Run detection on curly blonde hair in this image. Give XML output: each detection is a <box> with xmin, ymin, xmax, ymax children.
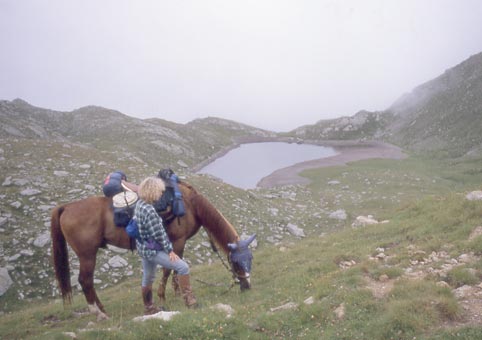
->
<box><xmin>138</xmin><ymin>177</ymin><xmax>165</xmax><ymax>204</ymax></box>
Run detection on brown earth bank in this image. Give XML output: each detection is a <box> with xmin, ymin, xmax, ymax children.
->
<box><xmin>257</xmin><ymin>140</ymin><xmax>406</xmax><ymax>188</ymax></box>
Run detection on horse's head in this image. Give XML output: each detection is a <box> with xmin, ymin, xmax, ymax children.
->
<box><xmin>227</xmin><ymin>234</ymin><xmax>256</xmax><ymax>291</ymax></box>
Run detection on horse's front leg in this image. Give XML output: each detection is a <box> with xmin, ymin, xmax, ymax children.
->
<box><xmin>171</xmin><ymin>272</ymin><xmax>181</xmax><ymax>296</ymax></box>
<box><xmin>78</xmin><ymin>256</ymin><xmax>109</xmax><ymax>321</ymax></box>
<box><xmin>157</xmin><ymin>268</ymin><xmax>172</xmax><ymax>308</ymax></box>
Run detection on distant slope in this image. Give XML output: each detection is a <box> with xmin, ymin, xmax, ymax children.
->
<box><xmin>385</xmin><ymin>52</ymin><xmax>482</xmax><ymax>156</ymax></box>
<box><xmin>0</xmin><ymin>99</ymin><xmax>275</xmax><ymax>168</ymax></box>
<box><xmin>290</xmin><ymin>110</ymin><xmax>391</xmax><ymax>141</ymax></box>
<box><xmin>290</xmin><ymin>52</ymin><xmax>482</xmax><ymax>157</ymax></box>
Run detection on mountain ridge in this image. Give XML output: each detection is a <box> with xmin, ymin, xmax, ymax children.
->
<box><xmin>2</xmin><ymin>51</ymin><xmax>482</xmax><ymax>157</ymax></box>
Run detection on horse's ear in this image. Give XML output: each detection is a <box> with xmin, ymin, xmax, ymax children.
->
<box><xmin>237</xmin><ymin>234</ymin><xmax>257</xmax><ymax>248</ymax></box>
<box><xmin>246</xmin><ymin>234</ymin><xmax>257</xmax><ymax>245</ymax></box>
<box><xmin>227</xmin><ymin>243</ymin><xmax>238</xmax><ymax>251</ymax></box>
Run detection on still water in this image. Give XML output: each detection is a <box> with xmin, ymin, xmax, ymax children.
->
<box><xmin>197</xmin><ymin>142</ymin><xmax>337</xmax><ymax>189</ymax></box>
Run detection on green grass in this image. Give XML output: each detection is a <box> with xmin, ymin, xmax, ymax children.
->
<box><xmin>3</xmin><ymin>154</ymin><xmax>482</xmax><ymax>339</ymax></box>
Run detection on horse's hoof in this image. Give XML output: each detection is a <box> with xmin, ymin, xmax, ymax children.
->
<box><xmin>96</xmin><ymin>312</ymin><xmax>109</xmax><ymax>321</ymax></box>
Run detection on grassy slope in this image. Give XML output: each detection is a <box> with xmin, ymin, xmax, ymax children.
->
<box><xmin>2</xmin><ymin>155</ymin><xmax>482</xmax><ymax>339</ymax></box>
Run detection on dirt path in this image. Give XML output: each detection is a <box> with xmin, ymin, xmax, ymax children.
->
<box><xmin>257</xmin><ymin>140</ymin><xmax>406</xmax><ymax>188</ymax></box>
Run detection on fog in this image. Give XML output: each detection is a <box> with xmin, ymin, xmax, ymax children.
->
<box><xmin>1</xmin><ymin>0</ymin><xmax>481</xmax><ymax>131</ymax></box>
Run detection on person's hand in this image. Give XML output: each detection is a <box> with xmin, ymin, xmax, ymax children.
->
<box><xmin>169</xmin><ymin>251</ymin><xmax>180</xmax><ymax>262</ymax></box>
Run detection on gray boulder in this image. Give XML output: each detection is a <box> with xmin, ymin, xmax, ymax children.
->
<box><xmin>0</xmin><ymin>268</ymin><xmax>13</xmax><ymax>296</ymax></box>
<box><xmin>33</xmin><ymin>233</ymin><xmax>51</xmax><ymax>248</ymax></box>
<box><xmin>286</xmin><ymin>223</ymin><xmax>305</xmax><ymax>237</ymax></box>
<box><xmin>466</xmin><ymin>191</ymin><xmax>482</xmax><ymax>201</ymax></box>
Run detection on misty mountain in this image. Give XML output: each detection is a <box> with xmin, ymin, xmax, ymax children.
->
<box><xmin>384</xmin><ymin>52</ymin><xmax>482</xmax><ymax>156</ymax></box>
<box><xmin>291</xmin><ymin>52</ymin><xmax>482</xmax><ymax>157</ymax></box>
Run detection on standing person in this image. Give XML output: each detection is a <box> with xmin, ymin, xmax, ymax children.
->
<box><xmin>135</xmin><ymin>177</ymin><xmax>197</xmax><ymax>314</ymax></box>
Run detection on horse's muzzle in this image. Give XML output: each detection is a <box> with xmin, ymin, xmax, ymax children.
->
<box><xmin>239</xmin><ymin>276</ymin><xmax>251</xmax><ymax>291</ymax></box>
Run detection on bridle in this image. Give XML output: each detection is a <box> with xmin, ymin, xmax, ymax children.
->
<box><xmin>215</xmin><ymin>245</ymin><xmax>250</xmax><ymax>283</ymax></box>
<box><xmin>209</xmin><ymin>232</ymin><xmax>252</xmax><ymax>281</ymax></box>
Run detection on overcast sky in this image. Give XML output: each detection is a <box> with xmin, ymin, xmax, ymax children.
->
<box><xmin>1</xmin><ymin>1</ymin><xmax>482</xmax><ymax>131</ymax></box>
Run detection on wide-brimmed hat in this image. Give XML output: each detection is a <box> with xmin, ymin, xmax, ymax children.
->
<box><xmin>112</xmin><ymin>190</ymin><xmax>138</xmax><ymax>208</ymax></box>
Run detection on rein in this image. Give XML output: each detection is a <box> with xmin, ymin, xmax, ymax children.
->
<box><xmin>211</xmin><ymin>236</ymin><xmax>240</xmax><ymax>285</ymax></box>
<box><xmin>194</xmin><ymin>234</ymin><xmax>239</xmax><ymax>291</ymax></box>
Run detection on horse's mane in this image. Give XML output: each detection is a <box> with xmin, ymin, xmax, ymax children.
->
<box><xmin>187</xmin><ymin>187</ymin><xmax>239</xmax><ymax>253</ymax></box>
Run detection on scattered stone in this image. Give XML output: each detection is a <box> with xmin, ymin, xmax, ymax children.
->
<box><xmin>270</xmin><ymin>302</ymin><xmax>299</xmax><ymax>312</ymax></box>
<box><xmin>20</xmin><ymin>249</ymin><xmax>34</xmax><ymax>256</ymax></box>
<box><xmin>453</xmin><ymin>285</ymin><xmax>474</xmax><ymax>299</ymax></box>
<box><xmin>304</xmin><ymin>296</ymin><xmax>314</xmax><ymax>305</ymax></box>
<box><xmin>108</xmin><ymin>255</ymin><xmax>128</xmax><ymax>268</ymax></box>
<box><xmin>379</xmin><ymin>274</ymin><xmax>389</xmax><ymax>282</ymax></box>
<box><xmin>33</xmin><ymin>233</ymin><xmax>51</xmax><ymax>248</ymax></box>
<box><xmin>328</xmin><ymin>180</ymin><xmax>341</xmax><ymax>185</ymax></box>
<box><xmin>469</xmin><ymin>226</ymin><xmax>482</xmax><ymax>241</ymax></box>
<box><xmin>352</xmin><ymin>215</ymin><xmax>379</xmax><ymax>228</ymax></box>
<box><xmin>458</xmin><ymin>253</ymin><xmax>475</xmax><ymax>264</ymax></box>
<box><xmin>329</xmin><ymin>209</ymin><xmax>347</xmax><ymax>220</ymax></box>
<box><xmin>339</xmin><ymin>260</ymin><xmax>356</xmax><ymax>269</ymax></box>
<box><xmin>436</xmin><ymin>281</ymin><xmax>450</xmax><ymax>289</ymax></box>
<box><xmin>20</xmin><ymin>188</ymin><xmax>41</xmax><ymax>196</ymax></box>
<box><xmin>13</xmin><ymin>178</ymin><xmax>29</xmax><ymax>186</ymax></box>
<box><xmin>79</xmin><ymin>164</ymin><xmax>91</xmax><ymax>169</ymax></box>
<box><xmin>10</xmin><ymin>201</ymin><xmax>22</xmax><ymax>209</ymax></box>
<box><xmin>286</xmin><ymin>223</ymin><xmax>305</xmax><ymax>237</ymax></box>
<box><xmin>54</xmin><ymin>171</ymin><xmax>69</xmax><ymax>177</ymax></box>
<box><xmin>107</xmin><ymin>245</ymin><xmax>128</xmax><ymax>254</ymax></box>
<box><xmin>177</xmin><ymin>160</ymin><xmax>188</xmax><ymax>168</ymax></box>
<box><xmin>0</xmin><ymin>268</ymin><xmax>13</xmax><ymax>296</ymax></box>
<box><xmin>334</xmin><ymin>303</ymin><xmax>345</xmax><ymax>320</ymax></box>
<box><xmin>0</xmin><ymin>217</ymin><xmax>7</xmax><ymax>227</ymax></box>
<box><xmin>466</xmin><ymin>191</ymin><xmax>482</xmax><ymax>201</ymax></box>
<box><xmin>62</xmin><ymin>332</ymin><xmax>77</xmax><ymax>339</ymax></box>
<box><xmin>376</xmin><ymin>253</ymin><xmax>387</xmax><ymax>260</ymax></box>
<box><xmin>133</xmin><ymin>311</ymin><xmax>180</xmax><ymax>322</ymax></box>
<box><xmin>38</xmin><ymin>205</ymin><xmax>54</xmax><ymax>212</ymax></box>
<box><xmin>8</xmin><ymin>254</ymin><xmax>21</xmax><ymax>261</ymax></box>
<box><xmin>212</xmin><ymin>303</ymin><xmax>235</xmax><ymax>318</ymax></box>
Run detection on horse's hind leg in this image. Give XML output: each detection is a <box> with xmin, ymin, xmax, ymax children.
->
<box><xmin>157</xmin><ymin>268</ymin><xmax>172</xmax><ymax>308</ymax></box>
<box><xmin>79</xmin><ymin>256</ymin><xmax>108</xmax><ymax>321</ymax></box>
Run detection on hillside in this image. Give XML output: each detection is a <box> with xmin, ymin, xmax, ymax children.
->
<box><xmin>290</xmin><ymin>52</ymin><xmax>482</xmax><ymax>157</ymax></box>
<box><xmin>0</xmin><ymin>99</ymin><xmax>275</xmax><ymax>169</ymax></box>
<box><xmin>2</xmin><ymin>154</ymin><xmax>482</xmax><ymax>339</ymax></box>
<box><xmin>385</xmin><ymin>52</ymin><xmax>482</xmax><ymax>157</ymax></box>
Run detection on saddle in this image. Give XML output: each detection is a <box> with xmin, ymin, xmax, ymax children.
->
<box><xmin>112</xmin><ymin>189</ymin><xmax>138</xmax><ymax>228</ymax></box>
<box><xmin>153</xmin><ymin>185</ymin><xmax>178</xmax><ymax>225</ymax></box>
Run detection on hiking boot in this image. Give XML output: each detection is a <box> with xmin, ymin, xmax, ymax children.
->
<box><xmin>178</xmin><ymin>274</ymin><xmax>198</xmax><ymax>308</ymax></box>
<box><xmin>142</xmin><ymin>285</ymin><xmax>161</xmax><ymax>315</ymax></box>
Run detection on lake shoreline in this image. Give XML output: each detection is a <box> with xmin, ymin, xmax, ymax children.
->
<box><xmin>257</xmin><ymin>140</ymin><xmax>406</xmax><ymax>188</ymax></box>
<box><xmin>192</xmin><ymin>138</ymin><xmax>406</xmax><ymax>188</ymax></box>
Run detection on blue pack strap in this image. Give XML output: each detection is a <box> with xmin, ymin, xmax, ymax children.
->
<box><xmin>170</xmin><ymin>174</ymin><xmax>185</xmax><ymax>217</ymax></box>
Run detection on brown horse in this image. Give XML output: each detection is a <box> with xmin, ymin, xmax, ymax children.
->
<box><xmin>50</xmin><ymin>181</ymin><xmax>256</xmax><ymax>320</ymax></box>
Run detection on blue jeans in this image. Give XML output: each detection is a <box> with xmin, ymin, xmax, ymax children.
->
<box><xmin>141</xmin><ymin>251</ymin><xmax>189</xmax><ymax>287</ymax></box>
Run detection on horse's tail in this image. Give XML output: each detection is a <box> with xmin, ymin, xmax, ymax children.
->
<box><xmin>50</xmin><ymin>205</ymin><xmax>72</xmax><ymax>305</ymax></box>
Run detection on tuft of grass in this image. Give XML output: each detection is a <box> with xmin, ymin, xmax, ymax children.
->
<box><xmin>467</xmin><ymin>235</ymin><xmax>482</xmax><ymax>255</ymax></box>
<box><xmin>446</xmin><ymin>266</ymin><xmax>479</xmax><ymax>288</ymax></box>
<box><xmin>371</xmin><ymin>280</ymin><xmax>460</xmax><ymax>339</ymax></box>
